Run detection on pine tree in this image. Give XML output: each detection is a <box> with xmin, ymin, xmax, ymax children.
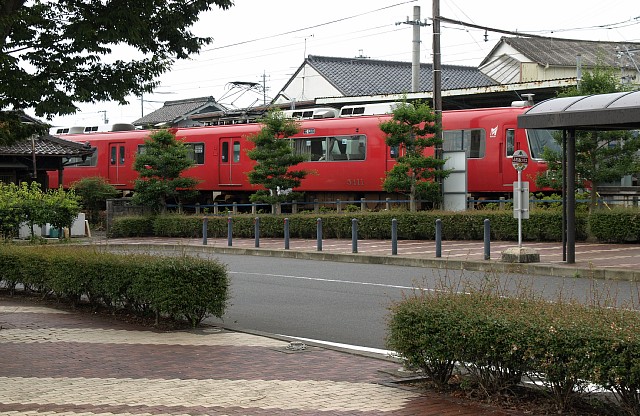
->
<box><xmin>246</xmin><ymin>109</ymin><xmax>308</xmax><ymax>214</ymax></box>
<box><xmin>379</xmin><ymin>101</ymin><xmax>449</xmax><ymax>211</ymax></box>
<box><xmin>132</xmin><ymin>130</ymin><xmax>200</xmax><ymax>212</ymax></box>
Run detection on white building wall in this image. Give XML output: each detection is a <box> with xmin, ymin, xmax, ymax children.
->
<box><xmin>274</xmin><ymin>65</ymin><xmax>342</xmax><ymax>105</ymax></box>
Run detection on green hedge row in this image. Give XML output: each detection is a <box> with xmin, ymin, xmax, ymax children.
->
<box><xmin>109</xmin><ymin>209</ymin><xmax>596</xmax><ymax>241</ymax></box>
<box><xmin>0</xmin><ymin>245</ymin><xmax>229</xmax><ymax>327</ymax></box>
<box><xmin>387</xmin><ymin>291</ymin><xmax>640</xmax><ymax>414</ymax></box>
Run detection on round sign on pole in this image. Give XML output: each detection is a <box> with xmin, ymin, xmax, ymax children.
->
<box><xmin>512</xmin><ymin>150</ymin><xmax>529</xmax><ymax>171</ymax></box>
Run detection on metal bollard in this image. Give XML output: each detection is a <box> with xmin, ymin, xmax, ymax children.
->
<box><xmin>484</xmin><ymin>218</ymin><xmax>491</xmax><ymax>260</ymax></box>
<box><xmin>284</xmin><ymin>217</ymin><xmax>290</xmax><ymax>250</ymax></box>
<box><xmin>435</xmin><ymin>219</ymin><xmax>442</xmax><ymax>258</ymax></box>
<box><xmin>317</xmin><ymin>218</ymin><xmax>323</xmax><ymax>251</ymax></box>
<box><xmin>202</xmin><ymin>216</ymin><xmax>208</xmax><ymax>245</ymax></box>
<box><xmin>254</xmin><ymin>217</ymin><xmax>260</xmax><ymax>248</ymax></box>
<box><xmin>391</xmin><ymin>218</ymin><xmax>398</xmax><ymax>255</ymax></box>
<box><xmin>227</xmin><ymin>216</ymin><xmax>233</xmax><ymax>247</ymax></box>
<box><xmin>351</xmin><ymin>218</ymin><xmax>358</xmax><ymax>253</ymax></box>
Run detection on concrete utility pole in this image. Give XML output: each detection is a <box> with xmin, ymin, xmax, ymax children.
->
<box><xmin>432</xmin><ymin>0</ymin><xmax>442</xmax><ymax>126</ymax></box>
<box><xmin>397</xmin><ymin>6</ymin><xmax>429</xmax><ymax>92</ymax></box>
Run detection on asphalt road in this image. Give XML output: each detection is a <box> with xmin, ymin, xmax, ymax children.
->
<box><xmin>202</xmin><ymin>253</ymin><xmax>640</xmax><ymax>350</ymax></box>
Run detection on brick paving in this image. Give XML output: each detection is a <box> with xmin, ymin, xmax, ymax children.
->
<box><xmin>0</xmin><ymin>299</ymin><xmax>522</xmax><ymax>415</ymax></box>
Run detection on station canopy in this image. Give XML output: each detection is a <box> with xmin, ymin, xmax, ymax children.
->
<box><xmin>518</xmin><ymin>90</ymin><xmax>640</xmax><ymax>131</ymax></box>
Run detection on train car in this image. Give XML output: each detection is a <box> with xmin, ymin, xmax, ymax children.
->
<box><xmin>48</xmin><ymin>104</ymin><xmax>559</xmax><ymax>203</ymax></box>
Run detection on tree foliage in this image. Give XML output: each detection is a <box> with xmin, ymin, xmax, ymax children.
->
<box><xmin>132</xmin><ymin>129</ymin><xmax>200</xmax><ymax>212</ymax></box>
<box><xmin>535</xmin><ymin>64</ymin><xmax>640</xmax><ymax>211</ymax></box>
<box><xmin>246</xmin><ymin>109</ymin><xmax>309</xmax><ymax>212</ymax></box>
<box><xmin>71</xmin><ymin>176</ymin><xmax>120</xmax><ymax>225</ymax></box>
<box><xmin>0</xmin><ymin>181</ymin><xmax>80</xmax><ymax>239</ymax></box>
<box><xmin>0</xmin><ymin>0</ymin><xmax>232</xmax><ymax>144</ymax></box>
<box><xmin>379</xmin><ymin>100</ymin><xmax>449</xmax><ymax>211</ymax></box>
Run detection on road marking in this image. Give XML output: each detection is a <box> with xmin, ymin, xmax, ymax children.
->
<box><xmin>229</xmin><ymin>271</ymin><xmax>429</xmax><ymax>291</ymax></box>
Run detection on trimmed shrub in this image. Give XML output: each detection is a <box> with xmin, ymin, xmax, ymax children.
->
<box><xmin>387</xmin><ymin>288</ymin><xmax>640</xmax><ymax>414</ymax></box>
<box><xmin>0</xmin><ymin>244</ymin><xmax>229</xmax><ymax>327</ymax></box>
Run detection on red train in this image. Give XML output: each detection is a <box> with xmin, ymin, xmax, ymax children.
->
<box><xmin>49</xmin><ymin>105</ymin><xmax>559</xmax><ymax>205</ymax></box>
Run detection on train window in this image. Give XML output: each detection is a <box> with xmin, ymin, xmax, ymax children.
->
<box><xmin>110</xmin><ymin>146</ymin><xmax>116</xmax><ymax>165</ymax></box>
<box><xmin>506</xmin><ymin>129</ymin><xmax>515</xmax><ymax>157</ymax></box>
<box><xmin>221</xmin><ymin>142</ymin><xmax>228</xmax><ymax>162</ymax></box>
<box><xmin>64</xmin><ymin>148</ymin><xmax>97</xmax><ymax>167</ymax></box>
<box><xmin>233</xmin><ymin>141</ymin><xmax>240</xmax><ymax>162</ymax></box>
<box><xmin>186</xmin><ymin>143</ymin><xmax>205</xmax><ymax>164</ymax></box>
<box><xmin>293</xmin><ymin>135</ymin><xmax>366</xmax><ymax>161</ymax></box>
<box><xmin>294</xmin><ymin>138</ymin><xmax>326</xmax><ymax>161</ymax></box>
<box><xmin>443</xmin><ymin>129</ymin><xmax>486</xmax><ymax>158</ymax></box>
<box><xmin>527</xmin><ymin>129</ymin><xmax>561</xmax><ymax>159</ymax></box>
<box><xmin>119</xmin><ymin>146</ymin><xmax>125</xmax><ymax>164</ymax></box>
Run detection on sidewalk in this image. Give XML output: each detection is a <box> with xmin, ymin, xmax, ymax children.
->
<box><xmin>0</xmin><ymin>297</ymin><xmax>523</xmax><ymax>415</ymax></box>
<box><xmin>95</xmin><ymin>235</ymin><xmax>640</xmax><ymax>281</ymax></box>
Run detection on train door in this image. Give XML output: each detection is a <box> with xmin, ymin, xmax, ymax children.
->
<box><xmin>218</xmin><ymin>137</ymin><xmax>242</xmax><ymax>185</ymax></box>
<box><xmin>108</xmin><ymin>142</ymin><xmax>126</xmax><ymax>185</ymax></box>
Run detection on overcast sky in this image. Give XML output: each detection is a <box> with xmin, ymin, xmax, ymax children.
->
<box><xmin>46</xmin><ymin>0</ymin><xmax>639</xmax><ymax>127</ymax></box>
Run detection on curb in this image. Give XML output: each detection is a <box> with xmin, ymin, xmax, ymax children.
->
<box><xmin>93</xmin><ymin>242</ymin><xmax>640</xmax><ymax>282</ymax></box>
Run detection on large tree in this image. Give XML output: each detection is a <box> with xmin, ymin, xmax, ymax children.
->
<box><xmin>379</xmin><ymin>100</ymin><xmax>448</xmax><ymax>212</ymax></box>
<box><xmin>0</xmin><ymin>0</ymin><xmax>232</xmax><ymax>144</ymax></box>
<box><xmin>246</xmin><ymin>109</ymin><xmax>308</xmax><ymax>214</ymax></box>
<box><xmin>535</xmin><ymin>64</ymin><xmax>640</xmax><ymax>211</ymax></box>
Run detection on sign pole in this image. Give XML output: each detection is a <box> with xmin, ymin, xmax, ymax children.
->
<box><xmin>502</xmin><ymin>149</ymin><xmax>539</xmax><ymax>264</ymax></box>
<box><xmin>518</xmin><ymin>169</ymin><xmax>523</xmax><ymax>248</ymax></box>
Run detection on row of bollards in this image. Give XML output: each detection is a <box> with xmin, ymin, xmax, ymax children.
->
<box><xmin>203</xmin><ymin>216</ymin><xmax>493</xmax><ymax>259</ymax></box>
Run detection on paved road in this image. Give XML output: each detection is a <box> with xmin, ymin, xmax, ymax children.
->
<box><xmin>97</xmin><ymin>235</ymin><xmax>640</xmax><ymax>281</ymax></box>
<box><xmin>206</xmin><ymin>253</ymin><xmax>640</xmax><ymax>350</ymax></box>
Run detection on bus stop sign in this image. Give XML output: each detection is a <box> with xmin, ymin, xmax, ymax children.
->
<box><xmin>512</xmin><ymin>150</ymin><xmax>529</xmax><ymax>171</ymax></box>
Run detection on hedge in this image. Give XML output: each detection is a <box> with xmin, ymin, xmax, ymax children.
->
<box><xmin>108</xmin><ymin>209</ymin><xmax>598</xmax><ymax>242</ymax></box>
<box><xmin>387</xmin><ymin>290</ymin><xmax>640</xmax><ymax>414</ymax></box>
<box><xmin>0</xmin><ymin>244</ymin><xmax>229</xmax><ymax>327</ymax></box>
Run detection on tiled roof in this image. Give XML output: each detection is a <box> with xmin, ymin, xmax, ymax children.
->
<box><xmin>482</xmin><ymin>36</ymin><xmax>640</xmax><ymax>68</ymax></box>
<box><xmin>305</xmin><ymin>55</ymin><xmax>498</xmax><ymax>96</ymax></box>
<box><xmin>133</xmin><ymin>96</ymin><xmax>226</xmax><ymax>126</ymax></box>
<box><xmin>0</xmin><ymin>135</ymin><xmax>93</xmax><ymax>157</ymax></box>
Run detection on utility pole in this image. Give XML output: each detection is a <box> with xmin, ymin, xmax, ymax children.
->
<box><xmin>397</xmin><ymin>6</ymin><xmax>429</xmax><ymax>92</ymax></box>
<box><xmin>432</xmin><ymin>0</ymin><xmax>444</xmax><ymax>206</ymax></box>
<box><xmin>432</xmin><ymin>0</ymin><xmax>442</xmax><ymax>128</ymax></box>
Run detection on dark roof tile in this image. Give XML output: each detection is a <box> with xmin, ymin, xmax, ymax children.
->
<box><xmin>133</xmin><ymin>96</ymin><xmax>227</xmax><ymax>126</ymax></box>
<box><xmin>0</xmin><ymin>135</ymin><xmax>93</xmax><ymax>157</ymax></box>
<box><xmin>306</xmin><ymin>55</ymin><xmax>497</xmax><ymax>96</ymax></box>
<box><xmin>487</xmin><ymin>37</ymin><xmax>640</xmax><ymax>68</ymax></box>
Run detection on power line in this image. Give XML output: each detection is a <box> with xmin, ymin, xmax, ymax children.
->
<box><xmin>202</xmin><ymin>0</ymin><xmax>417</xmax><ymax>52</ymax></box>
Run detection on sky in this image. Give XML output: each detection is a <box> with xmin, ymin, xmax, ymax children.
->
<box><xmin>45</xmin><ymin>0</ymin><xmax>640</xmax><ymax>128</ymax></box>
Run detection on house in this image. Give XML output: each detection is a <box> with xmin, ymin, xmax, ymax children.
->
<box><xmin>0</xmin><ymin>133</ymin><xmax>94</xmax><ymax>188</ymax></box>
<box><xmin>480</xmin><ymin>36</ymin><xmax>640</xmax><ymax>85</ymax></box>
<box><xmin>272</xmin><ymin>54</ymin><xmax>500</xmax><ymax>108</ymax></box>
<box><xmin>132</xmin><ymin>96</ymin><xmax>227</xmax><ymax>128</ymax></box>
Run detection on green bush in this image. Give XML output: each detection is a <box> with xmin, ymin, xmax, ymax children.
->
<box><xmin>589</xmin><ymin>208</ymin><xmax>640</xmax><ymax>243</ymax></box>
<box><xmin>107</xmin><ymin>215</ymin><xmax>155</xmax><ymax>237</ymax></box>
<box><xmin>0</xmin><ymin>244</ymin><xmax>229</xmax><ymax>327</ymax></box>
<box><xmin>387</xmin><ymin>288</ymin><xmax>640</xmax><ymax>414</ymax></box>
